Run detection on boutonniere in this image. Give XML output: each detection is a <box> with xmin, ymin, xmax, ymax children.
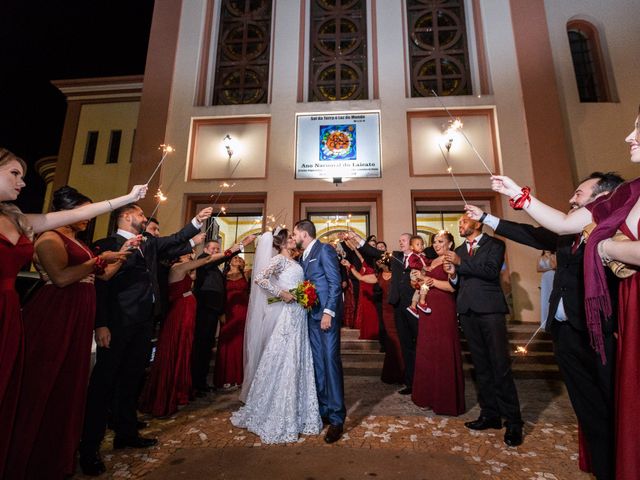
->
<box><xmin>472</xmin><ymin>245</ymin><xmax>480</xmax><ymax>254</ymax></box>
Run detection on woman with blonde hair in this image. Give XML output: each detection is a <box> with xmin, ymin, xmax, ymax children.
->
<box><xmin>0</xmin><ymin>148</ymin><xmax>147</xmax><ymax>476</ymax></box>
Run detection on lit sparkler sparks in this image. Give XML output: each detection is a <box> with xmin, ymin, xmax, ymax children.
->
<box><xmin>430</xmin><ymin>89</ymin><xmax>494</xmax><ymax>176</ymax></box>
<box><xmin>145</xmin><ymin>144</ymin><xmax>174</xmax><ymax>185</ymax></box>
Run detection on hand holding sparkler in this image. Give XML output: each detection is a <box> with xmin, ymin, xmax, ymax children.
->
<box><xmin>464</xmin><ymin>204</ymin><xmax>485</xmax><ymax>221</ymax></box>
<box><xmin>196</xmin><ymin>207</ymin><xmax>214</xmax><ymax>223</ymax></box>
<box><xmin>490</xmin><ymin>175</ymin><xmax>523</xmax><ymax>198</ymax></box>
<box><xmin>128</xmin><ymin>185</ymin><xmax>149</xmax><ymax>202</ymax></box>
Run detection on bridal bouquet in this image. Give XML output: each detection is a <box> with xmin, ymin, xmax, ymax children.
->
<box><xmin>268</xmin><ymin>280</ymin><xmax>319</xmax><ymax>310</ymax></box>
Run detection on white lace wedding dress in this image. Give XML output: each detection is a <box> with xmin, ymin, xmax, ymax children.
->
<box><xmin>231</xmin><ymin>254</ymin><xmax>322</xmax><ymax>444</ymax></box>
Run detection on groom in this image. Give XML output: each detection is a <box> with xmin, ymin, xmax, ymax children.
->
<box><xmin>293</xmin><ymin>219</ymin><xmax>346</xmax><ymax>443</ymax></box>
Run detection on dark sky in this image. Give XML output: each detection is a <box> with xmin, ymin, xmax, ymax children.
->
<box><xmin>0</xmin><ymin>0</ymin><xmax>155</xmax><ymax>212</ymax></box>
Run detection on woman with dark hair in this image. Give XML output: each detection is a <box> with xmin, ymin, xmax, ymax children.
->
<box><xmin>376</xmin><ymin>248</ymin><xmax>405</xmax><ymax>385</ymax></box>
<box><xmin>140</xmin><ymin>244</ymin><xmax>241</xmax><ymax>417</ymax></box>
<box><xmin>214</xmin><ymin>255</ymin><xmax>250</xmax><ymax>389</ymax></box>
<box><xmin>412</xmin><ymin>230</ymin><xmax>465</xmax><ymax>416</ymax></box>
<box><xmin>232</xmin><ymin>228</ymin><xmax>322</xmax><ymax>443</ymax></box>
<box><xmin>5</xmin><ymin>186</ymin><xmax>137</xmax><ymax>479</ymax></box>
<box><xmin>0</xmin><ymin>149</ymin><xmax>146</xmax><ymax>477</ymax></box>
<box><xmin>366</xmin><ymin>234</ymin><xmax>377</xmax><ymax>247</ymax></box>
<box><xmin>341</xmin><ymin>237</ymin><xmax>379</xmax><ymax>340</ymax></box>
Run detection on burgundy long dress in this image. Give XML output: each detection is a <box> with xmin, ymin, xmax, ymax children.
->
<box><xmin>0</xmin><ymin>232</ymin><xmax>33</xmax><ymax>477</ymax></box>
<box><xmin>140</xmin><ymin>274</ymin><xmax>196</xmax><ymax>417</ymax></box>
<box><xmin>613</xmin><ymin>220</ymin><xmax>640</xmax><ymax>479</ymax></box>
<box><xmin>342</xmin><ymin>273</ymin><xmax>356</xmax><ymax>329</ymax></box>
<box><xmin>412</xmin><ymin>262</ymin><xmax>465</xmax><ymax>416</ymax></box>
<box><xmin>214</xmin><ymin>276</ymin><xmax>249</xmax><ymax>388</ymax></box>
<box><xmin>6</xmin><ymin>231</ymin><xmax>96</xmax><ymax>479</ymax></box>
<box><xmin>378</xmin><ymin>273</ymin><xmax>404</xmax><ymax>384</ymax></box>
<box><xmin>356</xmin><ymin>264</ymin><xmax>379</xmax><ymax>340</ymax></box>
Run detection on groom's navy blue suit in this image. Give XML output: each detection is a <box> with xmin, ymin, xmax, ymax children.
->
<box><xmin>301</xmin><ymin>239</ymin><xmax>346</xmax><ymax>426</ymax></box>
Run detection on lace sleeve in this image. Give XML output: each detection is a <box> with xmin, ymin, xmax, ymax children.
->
<box><xmin>254</xmin><ymin>255</ymin><xmax>287</xmax><ymax>297</ymax></box>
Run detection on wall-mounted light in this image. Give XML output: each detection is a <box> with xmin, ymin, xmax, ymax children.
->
<box><xmin>223</xmin><ymin>134</ymin><xmax>234</xmax><ymax>160</ymax></box>
<box><xmin>333</xmin><ymin>177</ymin><xmax>342</xmax><ymax>186</ymax></box>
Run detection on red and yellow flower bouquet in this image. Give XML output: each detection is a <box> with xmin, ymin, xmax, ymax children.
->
<box><xmin>268</xmin><ymin>280</ymin><xmax>319</xmax><ymax>310</ymax></box>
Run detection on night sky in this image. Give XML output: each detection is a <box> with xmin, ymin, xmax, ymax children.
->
<box><xmin>0</xmin><ymin>0</ymin><xmax>155</xmax><ymax>212</ymax></box>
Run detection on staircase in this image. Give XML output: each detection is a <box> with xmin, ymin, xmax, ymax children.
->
<box><xmin>341</xmin><ymin>323</ymin><xmax>561</xmax><ymax>380</ymax></box>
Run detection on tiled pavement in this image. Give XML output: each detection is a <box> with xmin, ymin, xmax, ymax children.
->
<box><xmin>74</xmin><ymin>377</ymin><xmax>592</xmax><ymax>479</ymax></box>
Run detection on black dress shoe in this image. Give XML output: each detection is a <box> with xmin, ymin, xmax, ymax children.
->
<box><xmin>464</xmin><ymin>416</ymin><xmax>503</xmax><ymax>431</ymax></box>
<box><xmin>398</xmin><ymin>387</ymin><xmax>412</xmax><ymax>395</ymax></box>
<box><xmin>113</xmin><ymin>435</ymin><xmax>158</xmax><ymax>450</ymax></box>
<box><xmin>321</xmin><ymin>416</ymin><xmax>330</xmax><ymax>426</ymax></box>
<box><xmin>504</xmin><ymin>424</ymin><xmax>523</xmax><ymax>447</ymax></box>
<box><xmin>137</xmin><ymin>420</ymin><xmax>149</xmax><ymax>430</ymax></box>
<box><xmin>324</xmin><ymin>424</ymin><xmax>343</xmax><ymax>444</ymax></box>
<box><xmin>79</xmin><ymin>451</ymin><xmax>106</xmax><ymax>476</ymax></box>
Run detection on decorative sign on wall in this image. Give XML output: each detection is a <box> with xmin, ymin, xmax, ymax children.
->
<box><xmin>295</xmin><ymin>111</ymin><xmax>381</xmax><ymax>179</ymax></box>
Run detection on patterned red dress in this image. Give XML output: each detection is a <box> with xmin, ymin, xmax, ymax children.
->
<box><xmin>7</xmin><ymin>231</ymin><xmax>96</xmax><ymax>479</ymax></box>
<box><xmin>356</xmin><ymin>263</ymin><xmax>379</xmax><ymax>340</ymax></box>
<box><xmin>412</xmin><ymin>261</ymin><xmax>465</xmax><ymax>416</ymax></box>
<box><xmin>0</xmin><ymin>232</ymin><xmax>33</xmax><ymax>477</ymax></box>
<box><xmin>214</xmin><ymin>276</ymin><xmax>249</xmax><ymax>388</ymax></box>
<box><xmin>140</xmin><ymin>274</ymin><xmax>196</xmax><ymax>417</ymax></box>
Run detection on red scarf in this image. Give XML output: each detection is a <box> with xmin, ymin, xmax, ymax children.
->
<box><xmin>585</xmin><ymin>178</ymin><xmax>640</xmax><ymax>363</ymax></box>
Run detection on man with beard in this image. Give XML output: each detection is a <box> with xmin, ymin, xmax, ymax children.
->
<box><xmin>443</xmin><ymin>215</ymin><xmax>523</xmax><ymax>446</ymax></box>
<box><xmin>79</xmin><ymin>204</ymin><xmax>212</xmax><ymax>476</ymax></box>
<box><xmin>465</xmin><ymin>171</ymin><xmax>623</xmax><ymax>479</ymax></box>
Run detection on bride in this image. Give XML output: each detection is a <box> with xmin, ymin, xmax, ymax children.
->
<box><xmin>231</xmin><ymin>228</ymin><xmax>322</xmax><ymax>444</ymax></box>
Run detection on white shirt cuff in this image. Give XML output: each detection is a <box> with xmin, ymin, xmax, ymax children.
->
<box><xmin>189</xmin><ymin>239</ymin><xmax>195</xmax><ymax>247</ymax></box>
<box><xmin>449</xmin><ymin>274</ymin><xmax>458</xmax><ymax>285</ymax></box>
<box><xmin>191</xmin><ymin>217</ymin><xmax>203</xmax><ymax>229</ymax></box>
<box><xmin>483</xmin><ymin>214</ymin><xmax>500</xmax><ymax>230</ymax></box>
<box><xmin>323</xmin><ymin>308</ymin><xmax>335</xmax><ymax>318</ymax></box>
<box><xmin>358</xmin><ymin>239</ymin><xmax>365</xmax><ymax>248</ymax></box>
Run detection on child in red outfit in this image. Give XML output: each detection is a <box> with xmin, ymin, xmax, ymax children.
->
<box><xmin>406</xmin><ymin>235</ymin><xmax>431</xmax><ymax>318</ymax></box>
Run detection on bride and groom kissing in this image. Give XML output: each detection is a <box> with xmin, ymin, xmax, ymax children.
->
<box><xmin>232</xmin><ymin>219</ymin><xmax>346</xmax><ymax>444</ymax></box>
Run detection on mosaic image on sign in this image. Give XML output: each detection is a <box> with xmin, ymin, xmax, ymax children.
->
<box><xmin>319</xmin><ymin>124</ymin><xmax>356</xmax><ymax>161</ymax></box>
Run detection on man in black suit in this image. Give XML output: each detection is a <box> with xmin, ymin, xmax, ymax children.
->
<box><xmin>191</xmin><ymin>235</ymin><xmax>255</xmax><ymax>395</ymax></box>
<box><xmin>347</xmin><ymin>232</ymin><xmax>435</xmax><ymax>395</ymax></box>
<box><xmin>466</xmin><ymin>171</ymin><xmax>623</xmax><ymax>479</ymax></box>
<box><xmin>79</xmin><ymin>204</ymin><xmax>212</xmax><ymax>476</ymax></box>
<box><xmin>444</xmin><ymin>216</ymin><xmax>523</xmax><ymax>447</ymax></box>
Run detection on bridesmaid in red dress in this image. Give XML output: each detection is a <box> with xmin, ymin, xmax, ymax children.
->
<box><xmin>0</xmin><ymin>149</ymin><xmax>147</xmax><ymax>477</ymax></box>
<box><xmin>377</xmin><ymin>259</ymin><xmax>404</xmax><ymax>384</ymax></box>
<box><xmin>341</xmin><ymin>244</ymin><xmax>379</xmax><ymax>340</ymax></box>
<box><xmin>6</xmin><ymin>187</ymin><xmax>133</xmax><ymax>479</ymax></box>
<box><xmin>412</xmin><ymin>231</ymin><xmax>465</xmax><ymax>416</ymax></box>
<box><xmin>141</xmin><ymin>250</ymin><xmax>224</xmax><ymax>417</ymax></box>
<box><xmin>214</xmin><ymin>256</ymin><xmax>250</xmax><ymax>389</ymax></box>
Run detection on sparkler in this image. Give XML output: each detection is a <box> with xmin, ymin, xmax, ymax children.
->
<box><xmin>437</xmin><ymin>141</ymin><xmax>468</xmax><ymax>205</ymax></box>
<box><xmin>430</xmin><ymin>89</ymin><xmax>494</xmax><ymax>176</ymax></box>
<box><xmin>145</xmin><ymin>144</ymin><xmax>174</xmax><ymax>185</ymax></box>
<box><xmin>148</xmin><ymin>188</ymin><xmax>168</xmax><ymax>218</ymax></box>
<box><xmin>513</xmin><ymin>326</ymin><xmax>543</xmax><ymax>357</ymax></box>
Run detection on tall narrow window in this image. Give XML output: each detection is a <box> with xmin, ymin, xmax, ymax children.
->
<box><xmin>83</xmin><ymin>131</ymin><xmax>99</xmax><ymax>165</ymax></box>
<box><xmin>406</xmin><ymin>0</ymin><xmax>471</xmax><ymax>97</ymax></box>
<box><xmin>567</xmin><ymin>21</ymin><xmax>609</xmax><ymax>102</ymax></box>
<box><xmin>107</xmin><ymin>130</ymin><xmax>122</xmax><ymax>164</ymax></box>
<box><xmin>309</xmin><ymin>0</ymin><xmax>368</xmax><ymax>102</ymax></box>
<box><xmin>212</xmin><ymin>0</ymin><xmax>273</xmax><ymax>105</ymax></box>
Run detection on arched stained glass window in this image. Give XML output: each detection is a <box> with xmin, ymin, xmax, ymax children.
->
<box><xmin>406</xmin><ymin>0</ymin><xmax>471</xmax><ymax>97</ymax></box>
<box><xmin>309</xmin><ymin>0</ymin><xmax>368</xmax><ymax>102</ymax></box>
<box><xmin>213</xmin><ymin>0</ymin><xmax>273</xmax><ymax>105</ymax></box>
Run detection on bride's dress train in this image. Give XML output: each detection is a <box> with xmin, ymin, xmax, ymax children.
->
<box><xmin>231</xmin><ymin>255</ymin><xmax>322</xmax><ymax>444</ymax></box>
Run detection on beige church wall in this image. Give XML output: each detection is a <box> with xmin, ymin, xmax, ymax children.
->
<box><xmin>151</xmin><ymin>0</ymin><xmax>575</xmax><ymax>323</ymax></box>
<box><xmin>544</xmin><ymin>0</ymin><xmax>640</xmax><ymax>183</ymax></box>
<box><xmin>67</xmin><ymin>101</ymin><xmax>139</xmax><ymax>239</ymax></box>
